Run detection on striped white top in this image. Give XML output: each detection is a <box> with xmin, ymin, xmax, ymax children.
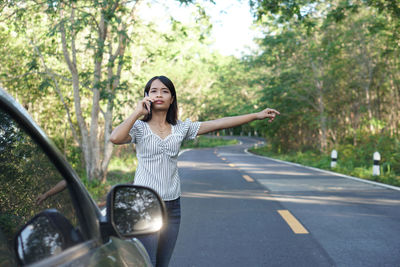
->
<box><xmin>129</xmin><ymin>119</ymin><xmax>201</xmax><ymax>200</ymax></box>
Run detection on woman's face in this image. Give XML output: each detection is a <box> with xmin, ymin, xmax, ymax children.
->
<box><xmin>148</xmin><ymin>79</ymin><xmax>174</xmax><ymax>111</ymax></box>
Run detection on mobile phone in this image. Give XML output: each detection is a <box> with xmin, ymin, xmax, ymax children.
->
<box><xmin>145</xmin><ymin>92</ymin><xmax>152</xmax><ymax>114</ymax></box>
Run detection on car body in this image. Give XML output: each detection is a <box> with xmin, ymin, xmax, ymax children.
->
<box><xmin>0</xmin><ymin>88</ymin><xmax>165</xmax><ymax>266</ymax></box>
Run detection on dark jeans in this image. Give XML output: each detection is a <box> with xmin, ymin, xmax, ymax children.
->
<box><xmin>138</xmin><ymin>197</ymin><xmax>181</xmax><ymax>267</ymax></box>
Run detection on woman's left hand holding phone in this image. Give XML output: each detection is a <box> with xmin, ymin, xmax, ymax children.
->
<box><xmin>110</xmin><ymin>93</ymin><xmax>153</xmax><ymax>144</ymax></box>
<box><xmin>135</xmin><ymin>93</ymin><xmax>153</xmax><ymax>116</ymax></box>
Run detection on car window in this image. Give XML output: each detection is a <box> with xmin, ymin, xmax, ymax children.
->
<box><xmin>0</xmin><ymin>108</ymin><xmax>83</xmax><ymax>265</ymax></box>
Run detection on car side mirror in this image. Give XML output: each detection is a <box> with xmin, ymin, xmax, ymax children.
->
<box><xmin>14</xmin><ymin>209</ymin><xmax>83</xmax><ymax>266</ymax></box>
<box><xmin>107</xmin><ymin>185</ymin><xmax>166</xmax><ymax>237</ymax></box>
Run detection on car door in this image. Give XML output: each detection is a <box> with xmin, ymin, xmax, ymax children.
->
<box><xmin>0</xmin><ymin>89</ymin><xmax>152</xmax><ymax>266</ymax></box>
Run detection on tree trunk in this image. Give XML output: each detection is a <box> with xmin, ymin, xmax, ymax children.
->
<box><xmin>317</xmin><ymin>81</ymin><xmax>327</xmax><ymax>152</ymax></box>
<box><xmin>57</xmin><ymin>1</ymin><xmax>141</xmax><ymax>182</ymax></box>
<box><xmin>89</xmin><ymin>11</ymin><xmax>107</xmax><ymax>180</ymax></box>
<box><xmin>389</xmin><ymin>74</ymin><xmax>400</xmax><ymax>136</ymax></box>
<box><xmin>60</xmin><ymin>4</ymin><xmax>91</xmax><ymax>179</ymax></box>
<box><xmin>100</xmin><ymin>4</ymin><xmax>140</xmax><ymax>183</ymax></box>
<box><xmin>356</xmin><ymin>29</ymin><xmax>375</xmax><ymax>133</ymax></box>
<box><xmin>311</xmin><ymin>60</ymin><xmax>327</xmax><ymax>152</ymax></box>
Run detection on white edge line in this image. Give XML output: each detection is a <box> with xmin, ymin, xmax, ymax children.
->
<box><xmin>179</xmin><ymin>148</ymin><xmax>191</xmax><ymax>157</ymax></box>
<box><xmin>244</xmin><ymin>148</ymin><xmax>400</xmax><ymax>192</ymax></box>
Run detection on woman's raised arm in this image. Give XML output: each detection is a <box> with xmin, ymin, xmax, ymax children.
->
<box><xmin>197</xmin><ymin>108</ymin><xmax>280</xmax><ymax>135</ymax></box>
<box><xmin>109</xmin><ymin>96</ymin><xmax>153</xmax><ymax>144</ymax></box>
<box><xmin>109</xmin><ymin>111</ymin><xmax>141</xmax><ymax>144</ymax></box>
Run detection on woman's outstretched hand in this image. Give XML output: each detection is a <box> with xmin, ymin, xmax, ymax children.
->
<box><xmin>256</xmin><ymin>108</ymin><xmax>280</xmax><ymax>122</ymax></box>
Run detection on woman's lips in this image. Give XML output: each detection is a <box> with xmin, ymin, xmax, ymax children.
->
<box><xmin>154</xmin><ymin>100</ymin><xmax>164</xmax><ymax>104</ymax></box>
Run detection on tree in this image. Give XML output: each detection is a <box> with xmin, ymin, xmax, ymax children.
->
<box><xmin>247</xmin><ymin>0</ymin><xmax>400</xmax><ymax>153</ymax></box>
<box><xmin>2</xmin><ymin>0</ymin><xmax>143</xmax><ymax>181</ymax></box>
<box><xmin>1</xmin><ymin>0</ymin><xmax>211</xmax><ymax>182</ymax></box>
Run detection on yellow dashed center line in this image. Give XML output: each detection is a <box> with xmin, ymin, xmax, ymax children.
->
<box><xmin>242</xmin><ymin>174</ymin><xmax>254</xmax><ymax>182</ymax></box>
<box><xmin>278</xmin><ymin>210</ymin><xmax>309</xmax><ymax>234</ymax></box>
<box><xmin>226</xmin><ymin>162</ymin><xmax>254</xmax><ymax>183</ymax></box>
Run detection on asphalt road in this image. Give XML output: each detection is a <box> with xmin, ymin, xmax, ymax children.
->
<box><xmin>170</xmin><ymin>136</ymin><xmax>400</xmax><ymax>267</ymax></box>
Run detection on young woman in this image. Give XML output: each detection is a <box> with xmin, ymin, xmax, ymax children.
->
<box><xmin>109</xmin><ymin>75</ymin><xmax>279</xmax><ymax>267</ymax></box>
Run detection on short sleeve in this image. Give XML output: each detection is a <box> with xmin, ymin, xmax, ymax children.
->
<box><xmin>183</xmin><ymin>118</ymin><xmax>201</xmax><ymax>141</ymax></box>
<box><xmin>129</xmin><ymin>120</ymin><xmax>143</xmax><ymax>144</ymax></box>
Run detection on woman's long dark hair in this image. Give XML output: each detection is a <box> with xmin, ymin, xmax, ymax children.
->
<box><xmin>141</xmin><ymin>76</ymin><xmax>178</xmax><ymax>125</ymax></box>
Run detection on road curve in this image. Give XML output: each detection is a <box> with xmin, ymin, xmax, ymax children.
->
<box><xmin>170</xmin><ymin>136</ymin><xmax>400</xmax><ymax>267</ymax></box>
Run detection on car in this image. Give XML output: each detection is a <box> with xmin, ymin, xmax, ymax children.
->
<box><xmin>0</xmin><ymin>87</ymin><xmax>166</xmax><ymax>266</ymax></box>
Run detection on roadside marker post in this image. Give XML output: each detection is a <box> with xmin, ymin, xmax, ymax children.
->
<box><xmin>331</xmin><ymin>150</ymin><xmax>338</xmax><ymax>168</ymax></box>
<box><xmin>373</xmin><ymin>152</ymin><xmax>381</xmax><ymax>176</ymax></box>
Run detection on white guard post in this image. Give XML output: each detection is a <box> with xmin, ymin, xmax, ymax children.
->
<box><xmin>331</xmin><ymin>150</ymin><xmax>338</xmax><ymax>168</ymax></box>
<box><xmin>373</xmin><ymin>152</ymin><xmax>381</xmax><ymax>176</ymax></box>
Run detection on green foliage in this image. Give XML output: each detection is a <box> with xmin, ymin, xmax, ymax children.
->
<box><xmin>337</xmin><ymin>133</ymin><xmax>400</xmax><ymax>174</ymax></box>
<box><xmin>1</xmin><ymin>0</ymin><xmax>400</xmax><ymax>190</ymax></box>
<box><xmin>251</xmin><ymin>0</ymin><xmax>400</xmax><ymax>25</ymax></box>
<box><xmin>80</xmin><ymin>177</ymin><xmax>110</xmax><ymax>204</ymax></box>
<box><xmin>107</xmin><ymin>145</ymin><xmax>137</xmax><ymax>183</ymax></box>
<box><xmin>52</xmin><ymin>136</ymin><xmax>84</xmax><ymax>171</ymax></box>
<box><xmin>79</xmin><ymin>145</ymin><xmax>137</xmax><ymax>202</ymax></box>
<box><xmin>240</xmin><ymin>0</ymin><xmax>400</xmax><ymax>157</ymax></box>
<box><xmin>1</xmin><ymin>0</ymin><xmax>226</xmax><ymax>182</ymax></box>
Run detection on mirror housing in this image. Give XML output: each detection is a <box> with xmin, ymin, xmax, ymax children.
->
<box><xmin>14</xmin><ymin>209</ymin><xmax>83</xmax><ymax>266</ymax></box>
<box><xmin>107</xmin><ymin>185</ymin><xmax>166</xmax><ymax>237</ymax></box>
